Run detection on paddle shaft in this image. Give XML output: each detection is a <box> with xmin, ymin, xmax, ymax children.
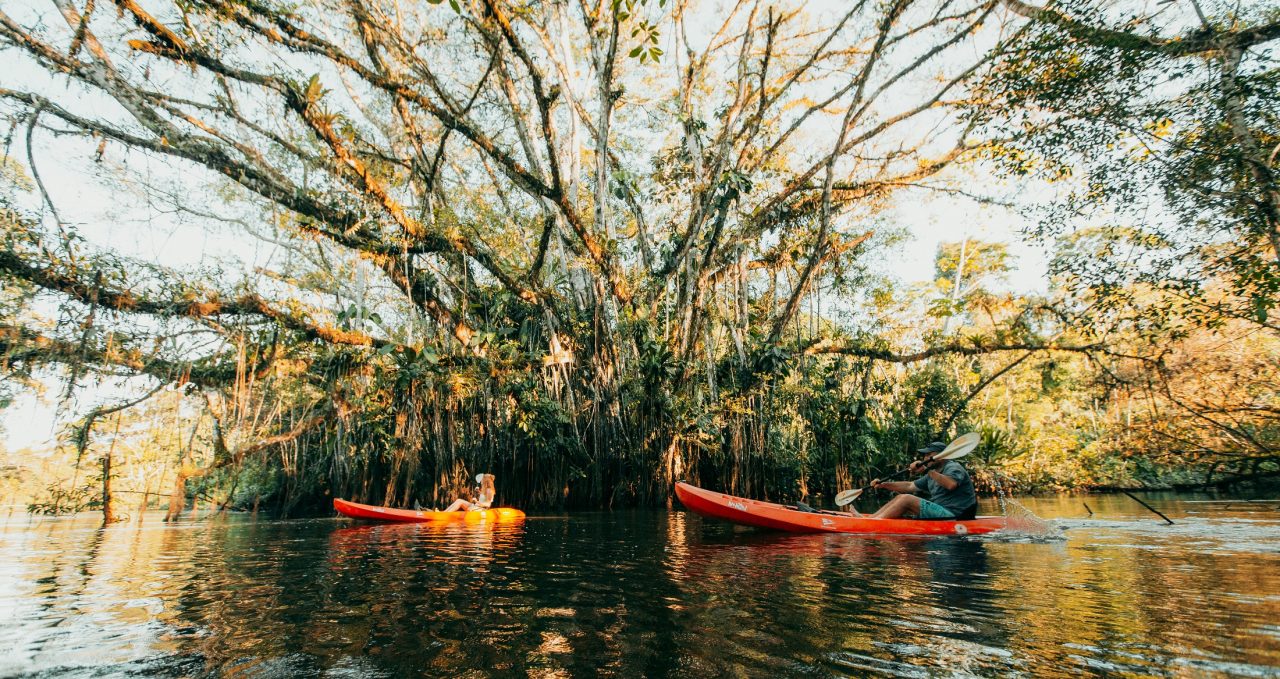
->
<box><xmin>868</xmin><ymin>463</ymin><xmax>931</xmax><ymax>492</ymax></box>
<box><xmin>879</xmin><ymin>448</ymin><xmax>969</xmax><ymax>485</ymax></box>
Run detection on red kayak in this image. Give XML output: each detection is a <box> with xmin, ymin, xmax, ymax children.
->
<box><xmin>675</xmin><ymin>482</ymin><xmax>1005</xmax><ymax>536</ymax></box>
<box><xmin>334</xmin><ymin>498</ymin><xmax>526</xmax><ymax>523</ymax></box>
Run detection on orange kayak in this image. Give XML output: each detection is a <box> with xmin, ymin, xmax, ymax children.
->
<box><xmin>675</xmin><ymin>482</ymin><xmax>1005</xmax><ymax>536</ymax></box>
<box><xmin>333</xmin><ymin>498</ymin><xmax>526</xmax><ymax>523</ymax></box>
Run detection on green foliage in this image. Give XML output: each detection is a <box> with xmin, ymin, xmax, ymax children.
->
<box><xmin>935</xmin><ymin>240</ymin><xmax>1009</xmax><ymax>283</ymax></box>
<box><xmin>979</xmin><ymin>0</ymin><xmax>1280</xmax><ymax>339</ymax></box>
<box><xmin>615</xmin><ymin>0</ymin><xmax>666</xmax><ymax>63</ymax></box>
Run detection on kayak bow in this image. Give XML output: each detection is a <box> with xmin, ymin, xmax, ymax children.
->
<box><xmin>675</xmin><ymin>482</ymin><xmax>1004</xmax><ymax>536</ymax></box>
<box><xmin>334</xmin><ymin>498</ymin><xmax>526</xmax><ymax>523</ymax></box>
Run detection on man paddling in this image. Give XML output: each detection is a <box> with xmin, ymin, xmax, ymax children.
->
<box><xmin>865</xmin><ymin>441</ymin><xmax>978</xmax><ymax>520</ymax></box>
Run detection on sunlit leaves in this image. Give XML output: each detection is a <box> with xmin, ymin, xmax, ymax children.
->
<box><xmin>981</xmin><ymin>0</ymin><xmax>1280</xmax><ymax>341</ymax></box>
<box><xmin>614</xmin><ymin>0</ymin><xmax>666</xmax><ymax>63</ymax></box>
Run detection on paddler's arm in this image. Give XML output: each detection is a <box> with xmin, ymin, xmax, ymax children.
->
<box><xmin>870</xmin><ymin>479</ymin><xmax>918</xmax><ymax>494</ymax></box>
<box><xmin>919</xmin><ymin>458</ymin><xmax>959</xmax><ymax>490</ymax></box>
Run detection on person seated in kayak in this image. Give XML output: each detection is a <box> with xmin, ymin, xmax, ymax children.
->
<box><xmin>442</xmin><ymin>473</ymin><xmax>495</xmax><ymax>512</ymax></box>
<box><xmin>864</xmin><ymin>442</ymin><xmax>978</xmax><ymax>520</ymax></box>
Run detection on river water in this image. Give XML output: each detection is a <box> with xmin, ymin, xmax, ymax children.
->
<box><xmin>1</xmin><ymin>493</ymin><xmax>1278</xmax><ymax>677</ymax></box>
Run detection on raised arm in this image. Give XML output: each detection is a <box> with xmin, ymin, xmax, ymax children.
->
<box><xmin>926</xmin><ymin>468</ymin><xmax>959</xmax><ymax>491</ymax></box>
<box><xmin>916</xmin><ymin>458</ymin><xmax>960</xmax><ymax>490</ymax></box>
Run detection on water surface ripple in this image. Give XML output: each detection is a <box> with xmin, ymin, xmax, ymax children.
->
<box><xmin>1</xmin><ymin>493</ymin><xmax>1277</xmax><ymax>677</ymax></box>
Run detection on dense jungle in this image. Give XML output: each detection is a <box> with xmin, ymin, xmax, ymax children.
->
<box><xmin>0</xmin><ymin>0</ymin><xmax>1277</xmax><ymax>518</ymax></box>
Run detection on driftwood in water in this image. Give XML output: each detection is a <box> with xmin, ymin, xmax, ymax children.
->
<box><xmin>1122</xmin><ymin>491</ymin><xmax>1175</xmax><ymax>525</ymax></box>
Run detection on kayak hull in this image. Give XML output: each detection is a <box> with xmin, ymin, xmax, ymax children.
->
<box><xmin>675</xmin><ymin>482</ymin><xmax>1004</xmax><ymax>536</ymax></box>
<box><xmin>334</xmin><ymin>498</ymin><xmax>526</xmax><ymax>523</ymax></box>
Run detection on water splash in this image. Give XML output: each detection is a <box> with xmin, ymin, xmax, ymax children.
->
<box><xmin>990</xmin><ymin>470</ymin><xmax>1062</xmax><ymax>539</ymax></box>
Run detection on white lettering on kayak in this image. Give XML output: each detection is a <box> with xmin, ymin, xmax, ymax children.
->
<box><xmin>822</xmin><ymin>518</ymin><xmax>833</xmax><ymax>526</ymax></box>
<box><xmin>728</xmin><ymin>501</ymin><xmax>747</xmax><ymax>511</ymax></box>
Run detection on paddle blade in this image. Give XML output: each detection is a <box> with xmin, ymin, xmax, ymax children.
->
<box><xmin>835</xmin><ymin>488</ymin><xmax>862</xmax><ymax>506</ymax></box>
<box><xmin>938</xmin><ymin>432</ymin><xmax>980</xmax><ymax>460</ymax></box>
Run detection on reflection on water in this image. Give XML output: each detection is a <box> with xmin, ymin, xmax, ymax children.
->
<box><xmin>1</xmin><ymin>493</ymin><xmax>1278</xmax><ymax>677</ymax></box>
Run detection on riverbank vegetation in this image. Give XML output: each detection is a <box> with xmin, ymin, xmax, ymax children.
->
<box><xmin>1</xmin><ymin>0</ymin><xmax>1277</xmax><ymax>517</ymax></box>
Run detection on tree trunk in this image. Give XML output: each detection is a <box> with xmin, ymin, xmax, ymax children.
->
<box><xmin>101</xmin><ymin>455</ymin><xmax>118</xmax><ymax>524</ymax></box>
<box><xmin>137</xmin><ymin>480</ymin><xmax>151</xmax><ymax>518</ymax></box>
<box><xmin>101</xmin><ymin>414</ymin><xmax>122</xmax><ymax>525</ymax></box>
<box><xmin>165</xmin><ymin>469</ymin><xmax>189</xmax><ymax>522</ymax></box>
<box><xmin>941</xmin><ymin>236</ymin><xmax>967</xmax><ymax>336</ymax></box>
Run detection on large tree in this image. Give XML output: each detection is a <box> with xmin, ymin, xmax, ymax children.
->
<box><xmin>1</xmin><ymin>0</ymin><xmax>1037</xmax><ymax>508</ymax></box>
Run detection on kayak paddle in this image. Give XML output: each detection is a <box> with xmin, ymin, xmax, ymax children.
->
<box><xmin>834</xmin><ymin>432</ymin><xmax>981</xmax><ymax>507</ymax></box>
